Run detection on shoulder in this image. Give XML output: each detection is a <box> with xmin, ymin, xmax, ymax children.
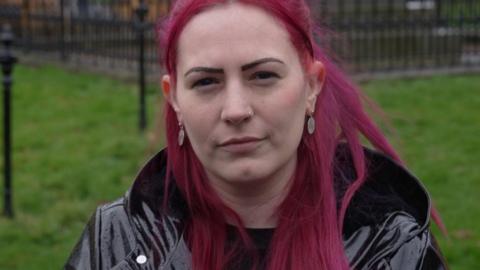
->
<box><xmin>96</xmin><ymin>197</ymin><xmax>137</xmax><ymax>250</ymax></box>
<box><xmin>64</xmin><ymin>197</ymin><xmax>137</xmax><ymax>270</ymax></box>
<box><xmin>344</xmin><ymin>210</ymin><xmax>447</xmax><ymax>269</ymax></box>
<box><xmin>66</xmin><ymin>149</ymin><xmax>189</xmax><ymax>269</ymax></box>
<box><xmin>336</xmin><ymin>145</ymin><xmax>447</xmax><ymax>269</ymax></box>
<box><xmin>96</xmin><ymin>148</ymin><xmax>187</xmax><ymax>267</ymax></box>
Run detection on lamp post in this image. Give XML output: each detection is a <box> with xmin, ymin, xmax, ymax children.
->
<box><xmin>1</xmin><ymin>24</ymin><xmax>17</xmax><ymax>218</ymax></box>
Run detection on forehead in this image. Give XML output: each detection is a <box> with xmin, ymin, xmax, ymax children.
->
<box><xmin>176</xmin><ymin>2</ymin><xmax>300</xmax><ymax>69</ymax></box>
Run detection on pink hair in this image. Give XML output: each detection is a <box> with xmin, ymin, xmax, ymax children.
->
<box><xmin>156</xmin><ymin>0</ymin><xmax>445</xmax><ymax>269</ymax></box>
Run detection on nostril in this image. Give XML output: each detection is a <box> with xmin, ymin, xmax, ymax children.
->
<box><xmin>221</xmin><ymin>108</ymin><xmax>254</xmax><ymax>125</ymax></box>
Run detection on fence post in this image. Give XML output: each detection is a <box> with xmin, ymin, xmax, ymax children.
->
<box><xmin>21</xmin><ymin>0</ymin><xmax>31</xmax><ymax>53</ymax></box>
<box><xmin>135</xmin><ymin>0</ymin><xmax>148</xmax><ymax>132</ymax></box>
<box><xmin>0</xmin><ymin>24</ymin><xmax>17</xmax><ymax>219</ymax></box>
<box><xmin>60</xmin><ymin>0</ymin><xmax>67</xmax><ymax>61</ymax></box>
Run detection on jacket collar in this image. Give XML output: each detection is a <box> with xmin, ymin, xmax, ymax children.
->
<box><xmin>121</xmin><ymin>150</ymin><xmax>188</xmax><ymax>266</ymax></box>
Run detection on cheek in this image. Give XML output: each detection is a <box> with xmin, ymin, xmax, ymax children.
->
<box><xmin>177</xmin><ymin>95</ymin><xmax>218</xmax><ymax>145</ymax></box>
<box><xmin>283</xmin><ymin>87</ymin><xmax>306</xmax><ymax>109</ymax></box>
<box><xmin>271</xmin><ymin>83</ymin><xmax>307</xmax><ymax>121</ymax></box>
<box><xmin>184</xmin><ymin>107</ymin><xmax>216</xmax><ymax>139</ymax></box>
<box><xmin>265</xmin><ymin>83</ymin><xmax>307</xmax><ymax>142</ymax></box>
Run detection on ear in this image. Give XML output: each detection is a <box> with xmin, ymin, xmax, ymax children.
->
<box><xmin>305</xmin><ymin>60</ymin><xmax>325</xmax><ymax>115</ymax></box>
<box><xmin>162</xmin><ymin>74</ymin><xmax>183</xmax><ymax>123</ymax></box>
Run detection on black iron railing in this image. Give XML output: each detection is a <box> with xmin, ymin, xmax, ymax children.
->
<box><xmin>0</xmin><ymin>0</ymin><xmax>479</xmax><ymax>76</ymax></box>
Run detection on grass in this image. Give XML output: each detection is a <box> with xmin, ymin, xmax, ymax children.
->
<box><xmin>0</xmin><ymin>64</ymin><xmax>161</xmax><ymax>269</ymax></box>
<box><xmin>0</xmin><ymin>65</ymin><xmax>478</xmax><ymax>269</ymax></box>
<box><xmin>362</xmin><ymin>74</ymin><xmax>480</xmax><ymax>269</ymax></box>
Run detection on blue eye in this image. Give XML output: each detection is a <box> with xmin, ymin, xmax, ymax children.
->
<box><xmin>192</xmin><ymin>77</ymin><xmax>219</xmax><ymax>88</ymax></box>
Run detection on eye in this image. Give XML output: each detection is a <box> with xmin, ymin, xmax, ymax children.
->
<box><xmin>250</xmin><ymin>71</ymin><xmax>280</xmax><ymax>81</ymax></box>
<box><xmin>191</xmin><ymin>77</ymin><xmax>219</xmax><ymax>89</ymax></box>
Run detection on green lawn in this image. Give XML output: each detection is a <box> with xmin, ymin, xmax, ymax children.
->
<box><xmin>0</xmin><ymin>65</ymin><xmax>160</xmax><ymax>269</ymax></box>
<box><xmin>0</xmin><ymin>65</ymin><xmax>478</xmax><ymax>269</ymax></box>
<box><xmin>363</xmin><ymin>75</ymin><xmax>480</xmax><ymax>269</ymax></box>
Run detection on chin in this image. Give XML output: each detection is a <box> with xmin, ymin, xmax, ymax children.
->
<box><xmin>224</xmin><ymin>171</ymin><xmax>264</xmax><ymax>184</ymax></box>
<box><xmin>218</xmin><ymin>162</ymin><xmax>273</xmax><ymax>184</ymax></box>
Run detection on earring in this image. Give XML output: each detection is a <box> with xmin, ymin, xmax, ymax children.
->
<box><xmin>307</xmin><ymin>115</ymin><xmax>315</xmax><ymax>135</ymax></box>
<box><xmin>178</xmin><ymin>123</ymin><xmax>185</xmax><ymax>146</ymax></box>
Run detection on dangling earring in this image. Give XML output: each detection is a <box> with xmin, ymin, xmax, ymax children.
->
<box><xmin>307</xmin><ymin>114</ymin><xmax>315</xmax><ymax>135</ymax></box>
<box><xmin>178</xmin><ymin>123</ymin><xmax>185</xmax><ymax>146</ymax></box>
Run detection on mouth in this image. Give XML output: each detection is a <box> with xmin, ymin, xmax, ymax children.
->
<box><xmin>218</xmin><ymin>137</ymin><xmax>264</xmax><ymax>153</ymax></box>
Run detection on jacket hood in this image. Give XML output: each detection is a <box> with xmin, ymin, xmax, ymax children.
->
<box><xmin>335</xmin><ymin>146</ymin><xmax>431</xmax><ymax>236</ymax></box>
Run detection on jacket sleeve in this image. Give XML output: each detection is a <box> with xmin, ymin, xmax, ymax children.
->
<box><xmin>64</xmin><ymin>207</ymin><xmax>101</xmax><ymax>270</ymax></box>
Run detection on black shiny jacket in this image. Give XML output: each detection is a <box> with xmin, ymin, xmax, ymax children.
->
<box><xmin>65</xmin><ymin>148</ymin><xmax>448</xmax><ymax>270</ymax></box>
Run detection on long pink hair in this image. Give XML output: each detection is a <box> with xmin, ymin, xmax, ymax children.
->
<box><xmin>156</xmin><ymin>0</ymin><xmax>443</xmax><ymax>269</ymax></box>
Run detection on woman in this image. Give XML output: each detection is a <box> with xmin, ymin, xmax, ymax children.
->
<box><xmin>65</xmin><ymin>0</ymin><xmax>447</xmax><ymax>269</ymax></box>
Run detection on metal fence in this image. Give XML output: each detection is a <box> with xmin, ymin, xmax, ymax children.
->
<box><xmin>320</xmin><ymin>0</ymin><xmax>480</xmax><ymax>74</ymax></box>
<box><xmin>0</xmin><ymin>0</ymin><xmax>479</xmax><ymax>77</ymax></box>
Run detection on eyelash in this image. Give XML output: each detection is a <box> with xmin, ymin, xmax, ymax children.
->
<box><xmin>250</xmin><ymin>71</ymin><xmax>280</xmax><ymax>80</ymax></box>
<box><xmin>191</xmin><ymin>77</ymin><xmax>219</xmax><ymax>89</ymax></box>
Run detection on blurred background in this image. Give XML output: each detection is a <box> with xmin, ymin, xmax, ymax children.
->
<box><xmin>0</xmin><ymin>0</ymin><xmax>478</xmax><ymax>269</ymax></box>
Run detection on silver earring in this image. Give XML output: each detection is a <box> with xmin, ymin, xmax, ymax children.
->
<box><xmin>307</xmin><ymin>115</ymin><xmax>315</xmax><ymax>135</ymax></box>
<box><xmin>178</xmin><ymin>123</ymin><xmax>185</xmax><ymax>146</ymax></box>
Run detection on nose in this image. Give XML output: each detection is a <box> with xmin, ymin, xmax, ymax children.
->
<box><xmin>220</xmin><ymin>82</ymin><xmax>253</xmax><ymax>125</ymax></box>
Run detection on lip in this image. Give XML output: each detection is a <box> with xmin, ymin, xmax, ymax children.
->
<box><xmin>218</xmin><ymin>137</ymin><xmax>264</xmax><ymax>153</ymax></box>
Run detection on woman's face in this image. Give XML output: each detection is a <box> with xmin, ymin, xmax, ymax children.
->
<box><xmin>163</xmin><ymin>3</ymin><xmax>324</xmax><ymax>189</ymax></box>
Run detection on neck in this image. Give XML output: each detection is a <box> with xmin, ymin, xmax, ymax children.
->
<box><xmin>207</xmin><ymin>157</ymin><xmax>296</xmax><ymax>228</ymax></box>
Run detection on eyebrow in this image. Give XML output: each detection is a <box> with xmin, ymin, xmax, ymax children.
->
<box><xmin>241</xmin><ymin>57</ymin><xmax>285</xmax><ymax>71</ymax></box>
<box><xmin>183</xmin><ymin>57</ymin><xmax>285</xmax><ymax>77</ymax></box>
